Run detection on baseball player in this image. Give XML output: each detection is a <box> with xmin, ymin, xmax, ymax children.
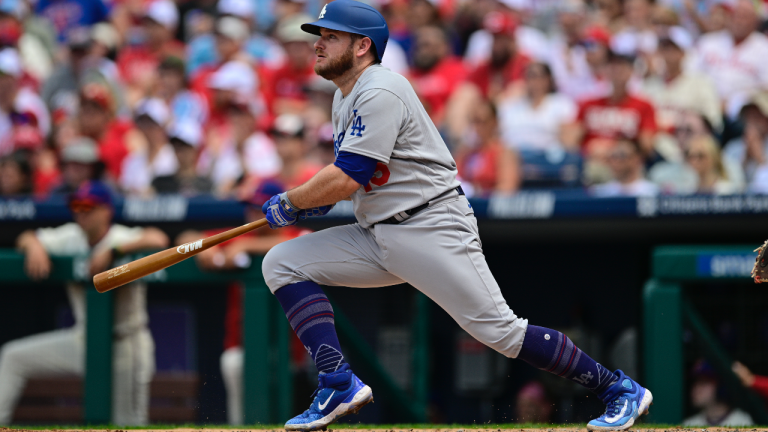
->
<box><xmin>0</xmin><ymin>181</ymin><xmax>169</xmax><ymax>425</ymax></box>
<box><xmin>260</xmin><ymin>1</ymin><xmax>653</xmax><ymax>430</ymax></box>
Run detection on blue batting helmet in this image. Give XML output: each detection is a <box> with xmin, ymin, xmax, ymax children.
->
<box><xmin>301</xmin><ymin>0</ymin><xmax>389</xmax><ymax>61</ymax></box>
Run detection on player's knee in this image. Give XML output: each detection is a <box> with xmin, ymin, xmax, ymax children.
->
<box><xmin>463</xmin><ymin>317</ymin><xmax>528</xmax><ymax>359</ymax></box>
<box><xmin>0</xmin><ymin>340</ymin><xmax>24</xmax><ymax>368</ymax></box>
<box><xmin>262</xmin><ymin>242</ymin><xmax>295</xmax><ymax>293</ymax></box>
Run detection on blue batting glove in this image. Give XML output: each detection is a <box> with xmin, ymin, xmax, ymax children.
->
<box><xmin>299</xmin><ymin>204</ymin><xmax>335</xmax><ymax>220</ymax></box>
<box><xmin>262</xmin><ymin>192</ymin><xmax>300</xmax><ymax>229</ymax></box>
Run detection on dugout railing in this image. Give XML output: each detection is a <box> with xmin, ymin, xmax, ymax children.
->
<box><xmin>644</xmin><ymin>245</ymin><xmax>768</xmax><ymax>424</ymax></box>
<box><xmin>0</xmin><ymin>250</ymin><xmax>430</xmax><ymax>424</ymax></box>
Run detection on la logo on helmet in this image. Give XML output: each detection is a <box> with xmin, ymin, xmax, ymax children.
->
<box><xmin>319</xmin><ymin>4</ymin><xmax>326</xmax><ymax>18</ymax></box>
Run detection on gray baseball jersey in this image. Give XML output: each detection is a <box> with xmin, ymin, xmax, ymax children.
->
<box><xmin>263</xmin><ymin>64</ymin><xmax>529</xmax><ymax>362</ymax></box>
<box><xmin>331</xmin><ymin>64</ymin><xmax>460</xmax><ymax>227</ymax></box>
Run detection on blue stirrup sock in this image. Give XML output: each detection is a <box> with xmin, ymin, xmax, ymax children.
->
<box><xmin>274</xmin><ymin>281</ymin><xmax>348</xmax><ymax>377</ymax></box>
<box><xmin>517</xmin><ymin>325</ymin><xmax>618</xmax><ymax>399</ymax></box>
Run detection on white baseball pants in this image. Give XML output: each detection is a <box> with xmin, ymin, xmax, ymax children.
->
<box><xmin>262</xmin><ymin>193</ymin><xmax>528</xmax><ymax>358</ymax></box>
<box><xmin>0</xmin><ymin>326</ymin><xmax>154</xmax><ymax>425</ymax></box>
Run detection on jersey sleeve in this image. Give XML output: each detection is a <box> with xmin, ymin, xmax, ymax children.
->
<box><xmin>35</xmin><ymin>224</ymin><xmax>82</xmax><ymax>255</ymax></box>
<box><xmin>106</xmin><ymin>225</ymin><xmax>145</xmax><ymax>248</ymax></box>
<box><xmin>340</xmin><ymin>89</ymin><xmax>408</xmax><ymax>164</ymax></box>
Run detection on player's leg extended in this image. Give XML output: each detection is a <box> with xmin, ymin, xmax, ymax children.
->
<box><xmin>382</xmin><ymin>194</ymin><xmax>651</xmax><ymax>430</ymax></box>
<box><xmin>262</xmin><ymin>224</ymin><xmax>403</xmax><ymax>430</ymax></box>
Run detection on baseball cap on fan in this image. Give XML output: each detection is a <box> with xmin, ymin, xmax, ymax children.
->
<box><xmin>144</xmin><ymin>0</ymin><xmax>179</xmax><ymax>30</ymax></box>
<box><xmin>741</xmin><ymin>91</ymin><xmax>768</xmax><ymax>119</ymax></box>
<box><xmin>215</xmin><ymin>15</ymin><xmax>250</xmax><ymax>42</ymax></box>
<box><xmin>0</xmin><ymin>47</ymin><xmax>22</xmax><ymax>77</ymax></box>
<box><xmin>217</xmin><ymin>0</ymin><xmax>253</xmax><ymax>19</ymax></box>
<box><xmin>208</xmin><ymin>61</ymin><xmax>256</xmax><ymax>93</ymax></box>
<box><xmin>167</xmin><ymin>119</ymin><xmax>203</xmax><ymax>148</ymax></box>
<box><xmin>134</xmin><ymin>98</ymin><xmax>170</xmax><ymax>127</ymax></box>
<box><xmin>658</xmin><ymin>26</ymin><xmax>693</xmax><ymax>51</ymax></box>
<box><xmin>483</xmin><ymin>11</ymin><xmax>517</xmax><ymax>36</ymax></box>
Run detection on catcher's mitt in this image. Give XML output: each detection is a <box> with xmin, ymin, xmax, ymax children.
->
<box><xmin>753</xmin><ymin>239</ymin><xmax>768</xmax><ymax>283</ymax></box>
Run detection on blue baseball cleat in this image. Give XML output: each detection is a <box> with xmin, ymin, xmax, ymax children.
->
<box><xmin>587</xmin><ymin>370</ymin><xmax>653</xmax><ymax>431</ymax></box>
<box><xmin>285</xmin><ymin>363</ymin><xmax>373</xmax><ymax>431</ymax></box>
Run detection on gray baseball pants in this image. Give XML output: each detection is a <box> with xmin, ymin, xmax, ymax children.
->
<box><xmin>262</xmin><ymin>193</ymin><xmax>528</xmax><ymax>358</ymax></box>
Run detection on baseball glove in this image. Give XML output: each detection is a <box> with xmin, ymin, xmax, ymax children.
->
<box><xmin>752</xmin><ymin>239</ymin><xmax>768</xmax><ymax>283</ymax></box>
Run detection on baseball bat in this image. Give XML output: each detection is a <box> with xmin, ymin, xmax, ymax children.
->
<box><xmin>93</xmin><ymin>218</ymin><xmax>270</xmax><ymax>293</ymax></box>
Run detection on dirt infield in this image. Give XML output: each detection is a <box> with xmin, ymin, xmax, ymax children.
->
<box><xmin>4</xmin><ymin>428</ymin><xmax>768</xmax><ymax>432</ymax></box>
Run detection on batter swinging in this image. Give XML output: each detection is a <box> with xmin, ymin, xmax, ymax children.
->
<box><xmin>260</xmin><ymin>1</ymin><xmax>653</xmax><ymax>430</ymax></box>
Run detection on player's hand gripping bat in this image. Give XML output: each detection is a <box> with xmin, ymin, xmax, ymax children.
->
<box><xmin>93</xmin><ymin>218</ymin><xmax>270</xmax><ymax>293</ymax></box>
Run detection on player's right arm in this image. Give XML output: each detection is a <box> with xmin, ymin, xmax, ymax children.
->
<box><xmin>288</xmin><ymin>164</ymin><xmax>361</xmax><ymax>209</ymax></box>
<box><xmin>16</xmin><ymin>230</ymin><xmax>51</xmax><ymax>281</ymax></box>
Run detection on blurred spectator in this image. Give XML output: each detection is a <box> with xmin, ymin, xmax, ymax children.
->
<box><xmin>464</xmin><ymin>0</ymin><xmax>551</xmax><ymax>65</ymax></box>
<box><xmin>498</xmin><ymin>62</ymin><xmax>577</xmax><ymax>152</ymax></box>
<box><xmin>515</xmin><ymin>381</ymin><xmax>552</xmax><ymax>423</ymax></box>
<box><xmin>0</xmin><ymin>0</ymin><xmax>56</xmax><ymax>82</ymax></box>
<box><xmin>723</xmin><ymin>91</ymin><xmax>768</xmax><ymax>194</ymax></box>
<box><xmin>548</xmin><ymin>2</ymin><xmax>607</xmax><ymax>102</ymax></box>
<box><xmin>565</xmin><ymin>51</ymin><xmax>657</xmax><ymax>162</ymax></box>
<box><xmin>642</xmin><ymin>26</ymin><xmax>722</xmax><ymax>156</ymax></box>
<box><xmin>155</xmin><ymin>56</ymin><xmax>207</xmax><ymax>124</ymax></box>
<box><xmin>116</xmin><ymin>0</ymin><xmax>183</xmax><ymax>107</ymax></box>
<box><xmin>189</xmin><ymin>16</ymin><xmax>253</xmax><ymax>116</ymax></box>
<box><xmin>683</xmin><ymin>359</ymin><xmax>754</xmax><ymax>426</ymax></box>
<box><xmin>466</xmin><ymin>11</ymin><xmax>529</xmax><ymax>101</ymax></box>
<box><xmin>409</xmin><ymin>25</ymin><xmax>466</xmax><ymax>125</ymax></box>
<box><xmin>0</xmin><ymin>150</ymin><xmax>30</xmax><ymax>195</ymax></box>
<box><xmin>51</xmin><ymin>136</ymin><xmax>104</xmax><ymax>194</ymax></box>
<box><xmin>611</xmin><ymin>0</ymin><xmax>658</xmax><ymax>57</ymax></box>
<box><xmin>186</xmin><ymin>0</ymin><xmax>286</xmax><ymax>75</ymax></box>
<box><xmin>12</xmin><ymin>123</ymin><xmax>59</xmax><ymax>195</ymax></box>
<box><xmin>35</xmin><ymin>0</ymin><xmax>108</xmax><ymax>43</ymax></box>
<box><xmin>651</xmin><ymin>111</ymin><xmax>745</xmax><ymax>194</ymax></box>
<box><xmin>120</xmin><ymin>98</ymin><xmax>178</xmax><ymax>196</ymax></box>
<box><xmin>151</xmin><ymin>119</ymin><xmax>212</xmax><ymax>195</ymax></box>
<box><xmin>455</xmin><ymin>99</ymin><xmax>519</xmax><ymax>197</ymax></box>
<box><xmin>41</xmin><ymin>27</ymin><xmax>122</xmax><ymax>121</ymax></box>
<box><xmin>685</xmin><ymin>134</ymin><xmax>742</xmax><ymax>195</ymax></box>
<box><xmin>77</xmin><ymin>82</ymin><xmax>143</xmax><ymax>181</ymax></box>
<box><xmin>593</xmin><ymin>0</ymin><xmax>626</xmax><ymax>34</ymax></box>
<box><xmin>268</xmin><ymin>113</ymin><xmax>321</xmax><ymax>189</ymax></box>
<box><xmin>733</xmin><ymin>361</ymin><xmax>768</xmax><ymax>400</ymax></box>
<box><xmin>446</xmin><ymin>12</ymin><xmax>526</xmax><ymax>140</ymax></box>
<box><xmin>261</xmin><ymin>14</ymin><xmax>317</xmax><ymax>117</ymax></box>
<box><xmin>591</xmin><ymin>138</ymin><xmax>658</xmax><ymax>197</ymax></box>
<box><xmin>199</xmin><ymin>97</ymin><xmax>280</xmax><ymax>196</ymax></box>
<box><xmin>3</xmin><ymin>181</ymin><xmax>169</xmax><ymax>425</ymax></box>
<box><xmin>0</xmin><ymin>48</ymin><xmax>49</xmax><ymax>156</ymax></box>
<box><xmin>690</xmin><ymin>0</ymin><xmax>768</xmax><ymax>119</ymax></box>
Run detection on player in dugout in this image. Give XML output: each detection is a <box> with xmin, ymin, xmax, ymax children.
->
<box><xmin>0</xmin><ymin>180</ymin><xmax>169</xmax><ymax>425</ymax></box>
<box><xmin>259</xmin><ymin>0</ymin><xmax>653</xmax><ymax>430</ymax></box>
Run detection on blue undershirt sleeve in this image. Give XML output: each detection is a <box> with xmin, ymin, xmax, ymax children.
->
<box><xmin>333</xmin><ymin>151</ymin><xmax>379</xmax><ymax>186</ymax></box>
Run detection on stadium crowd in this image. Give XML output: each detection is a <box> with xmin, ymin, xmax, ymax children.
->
<box><xmin>0</xmin><ymin>0</ymin><xmax>767</xmax><ymax>200</ymax></box>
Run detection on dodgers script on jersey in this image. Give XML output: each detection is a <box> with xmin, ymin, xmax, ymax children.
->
<box><xmin>331</xmin><ymin>64</ymin><xmax>460</xmax><ymax>227</ymax></box>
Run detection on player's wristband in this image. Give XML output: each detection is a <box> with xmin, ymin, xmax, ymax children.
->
<box><xmin>279</xmin><ymin>192</ymin><xmax>301</xmax><ymax>215</ymax></box>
